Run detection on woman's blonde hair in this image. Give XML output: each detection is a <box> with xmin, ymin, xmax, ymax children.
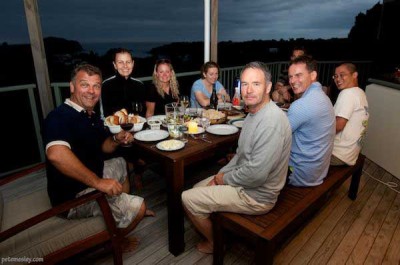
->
<box><xmin>152</xmin><ymin>59</ymin><xmax>179</xmax><ymax>99</ymax></box>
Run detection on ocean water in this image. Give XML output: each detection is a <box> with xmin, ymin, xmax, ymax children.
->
<box><xmin>81</xmin><ymin>42</ymin><xmax>169</xmax><ymax>58</ymax></box>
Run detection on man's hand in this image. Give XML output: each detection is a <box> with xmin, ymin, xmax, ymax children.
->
<box><xmin>95</xmin><ymin>178</ymin><xmax>123</xmax><ymax>196</ymax></box>
<box><xmin>213</xmin><ymin>172</ymin><xmax>224</xmax><ymax>185</ymax></box>
<box><xmin>115</xmin><ymin>130</ymin><xmax>134</xmax><ymax>145</ymax></box>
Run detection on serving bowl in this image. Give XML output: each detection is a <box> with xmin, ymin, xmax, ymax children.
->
<box><xmin>105</xmin><ymin>116</ymin><xmax>146</xmax><ymax>133</ymax></box>
<box><xmin>130</xmin><ymin>116</ymin><xmax>146</xmax><ymax>132</ymax></box>
<box><xmin>106</xmin><ymin>124</ymin><xmax>122</xmax><ymax>134</ymax></box>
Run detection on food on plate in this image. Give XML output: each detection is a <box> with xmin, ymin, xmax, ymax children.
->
<box><xmin>105</xmin><ymin>108</ymin><xmax>141</xmax><ymax>126</ymax></box>
<box><xmin>183</xmin><ymin>114</ymin><xmax>193</xmax><ymax>122</ymax></box>
<box><xmin>202</xmin><ymin>109</ymin><xmax>225</xmax><ymax>120</ymax></box>
<box><xmin>202</xmin><ymin>109</ymin><xmax>226</xmax><ymax>124</ymax></box>
<box><xmin>158</xmin><ymin>140</ymin><xmax>183</xmax><ymax>150</ymax></box>
<box><xmin>224</xmin><ymin>109</ymin><xmax>246</xmax><ymax>120</ymax></box>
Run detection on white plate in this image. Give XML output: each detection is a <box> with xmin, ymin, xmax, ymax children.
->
<box><xmin>232</xmin><ymin>105</ymin><xmax>244</xmax><ymax>110</ymax></box>
<box><xmin>228</xmin><ymin>118</ymin><xmax>244</xmax><ymax>128</ymax></box>
<box><xmin>156</xmin><ymin>139</ymin><xmax>185</xmax><ymax>151</ymax></box>
<box><xmin>206</xmin><ymin>124</ymin><xmax>239</xmax><ymax>135</ymax></box>
<box><xmin>134</xmin><ymin>130</ymin><xmax>169</xmax><ymax>142</ymax></box>
<box><xmin>218</xmin><ymin>102</ymin><xmax>232</xmax><ymax>109</ymax></box>
<box><xmin>184</xmin><ymin>127</ymin><xmax>205</xmax><ymax>135</ymax></box>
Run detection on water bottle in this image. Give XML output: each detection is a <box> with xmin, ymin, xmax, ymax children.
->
<box><xmin>210</xmin><ymin>84</ymin><xmax>218</xmax><ymax>110</ymax></box>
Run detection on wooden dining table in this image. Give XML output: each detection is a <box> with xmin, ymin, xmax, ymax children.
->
<box><xmin>130</xmin><ymin>126</ymin><xmax>240</xmax><ymax>256</ymax></box>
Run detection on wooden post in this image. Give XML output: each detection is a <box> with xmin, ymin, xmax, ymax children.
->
<box><xmin>211</xmin><ymin>0</ymin><xmax>218</xmax><ymax>62</ymax></box>
<box><xmin>24</xmin><ymin>0</ymin><xmax>54</xmax><ymax>118</ymax></box>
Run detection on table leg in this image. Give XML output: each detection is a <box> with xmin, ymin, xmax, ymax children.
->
<box><xmin>165</xmin><ymin>159</ymin><xmax>185</xmax><ymax>256</ymax></box>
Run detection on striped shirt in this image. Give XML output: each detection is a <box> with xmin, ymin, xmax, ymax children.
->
<box><xmin>287</xmin><ymin>82</ymin><xmax>335</xmax><ymax>186</ymax></box>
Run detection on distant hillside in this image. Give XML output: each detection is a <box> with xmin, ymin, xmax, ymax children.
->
<box><xmin>0</xmin><ymin>1</ymin><xmax>398</xmax><ymax>87</ymax></box>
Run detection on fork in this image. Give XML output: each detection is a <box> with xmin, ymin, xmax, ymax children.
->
<box><xmin>190</xmin><ymin>134</ymin><xmax>212</xmax><ymax>143</ymax></box>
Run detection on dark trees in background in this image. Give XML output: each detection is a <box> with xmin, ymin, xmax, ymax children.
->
<box><xmin>0</xmin><ymin>2</ymin><xmax>398</xmax><ymax>87</ymax></box>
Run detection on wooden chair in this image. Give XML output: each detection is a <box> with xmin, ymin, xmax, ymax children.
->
<box><xmin>0</xmin><ymin>166</ymin><xmax>142</xmax><ymax>265</ymax></box>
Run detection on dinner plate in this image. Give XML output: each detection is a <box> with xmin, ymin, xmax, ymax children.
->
<box><xmin>218</xmin><ymin>102</ymin><xmax>232</xmax><ymax>109</ymax></box>
<box><xmin>134</xmin><ymin>130</ymin><xmax>169</xmax><ymax>142</ymax></box>
<box><xmin>206</xmin><ymin>124</ymin><xmax>239</xmax><ymax>135</ymax></box>
<box><xmin>156</xmin><ymin>139</ymin><xmax>185</xmax><ymax>151</ymax></box>
<box><xmin>228</xmin><ymin>118</ymin><xmax>244</xmax><ymax>128</ymax></box>
<box><xmin>232</xmin><ymin>105</ymin><xmax>244</xmax><ymax>110</ymax></box>
<box><xmin>184</xmin><ymin>127</ymin><xmax>205</xmax><ymax>135</ymax></box>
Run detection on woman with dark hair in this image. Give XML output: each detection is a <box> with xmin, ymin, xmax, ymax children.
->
<box><xmin>145</xmin><ymin>59</ymin><xmax>180</xmax><ymax>118</ymax></box>
<box><xmin>190</xmin><ymin>61</ymin><xmax>230</xmax><ymax>108</ymax></box>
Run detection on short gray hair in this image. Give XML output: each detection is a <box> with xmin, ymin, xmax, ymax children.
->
<box><xmin>241</xmin><ymin>61</ymin><xmax>272</xmax><ymax>83</ymax></box>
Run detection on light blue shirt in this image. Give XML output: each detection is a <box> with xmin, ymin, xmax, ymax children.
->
<box><xmin>190</xmin><ymin>79</ymin><xmax>224</xmax><ymax>108</ymax></box>
<box><xmin>287</xmin><ymin>82</ymin><xmax>335</xmax><ymax>187</ymax></box>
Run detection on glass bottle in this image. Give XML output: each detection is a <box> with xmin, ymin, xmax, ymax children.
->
<box><xmin>210</xmin><ymin>84</ymin><xmax>218</xmax><ymax>110</ymax></box>
<box><xmin>232</xmin><ymin>86</ymin><xmax>241</xmax><ymax>106</ymax></box>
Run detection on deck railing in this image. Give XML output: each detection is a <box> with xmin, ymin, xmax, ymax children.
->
<box><xmin>0</xmin><ymin>61</ymin><xmax>372</xmax><ymax>176</ymax></box>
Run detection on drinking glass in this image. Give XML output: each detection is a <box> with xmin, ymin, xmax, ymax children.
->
<box><xmin>220</xmin><ymin>94</ymin><xmax>226</xmax><ymax>110</ymax></box>
<box><xmin>167</xmin><ymin>122</ymin><xmax>181</xmax><ymax>139</ymax></box>
<box><xmin>180</xmin><ymin>95</ymin><xmax>190</xmax><ymax>108</ymax></box>
<box><xmin>165</xmin><ymin>102</ymin><xmax>177</xmax><ymax>123</ymax></box>
<box><xmin>119</xmin><ymin>122</ymin><xmax>133</xmax><ymax>147</ymax></box>
<box><xmin>199</xmin><ymin>117</ymin><xmax>210</xmax><ymax>139</ymax></box>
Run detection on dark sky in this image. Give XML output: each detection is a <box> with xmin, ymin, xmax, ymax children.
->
<box><xmin>1</xmin><ymin>0</ymin><xmax>379</xmax><ymax>44</ymax></box>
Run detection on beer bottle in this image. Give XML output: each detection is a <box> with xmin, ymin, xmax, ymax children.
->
<box><xmin>210</xmin><ymin>84</ymin><xmax>218</xmax><ymax>109</ymax></box>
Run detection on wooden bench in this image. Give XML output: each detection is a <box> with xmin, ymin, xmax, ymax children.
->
<box><xmin>212</xmin><ymin>154</ymin><xmax>365</xmax><ymax>265</ymax></box>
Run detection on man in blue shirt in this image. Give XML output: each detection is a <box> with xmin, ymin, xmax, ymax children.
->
<box><xmin>287</xmin><ymin>55</ymin><xmax>335</xmax><ymax>186</ymax></box>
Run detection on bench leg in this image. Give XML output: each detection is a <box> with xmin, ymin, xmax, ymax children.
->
<box><xmin>348</xmin><ymin>157</ymin><xmax>365</xmax><ymax>200</ymax></box>
<box><xmin>213</xmin><ymin>214</ymin><xmax>225</xmax><ymax>265</ymax></box>
<box><xmin>255</xmin><ymin>238</ymin><xmax>274</xmax><ymax>265</ymax></box>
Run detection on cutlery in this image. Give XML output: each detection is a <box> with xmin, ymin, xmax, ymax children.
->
<box><xmin>191</xmin><ymin>134</ymin><xmax>212</xmax><ymax>143</ymax></box>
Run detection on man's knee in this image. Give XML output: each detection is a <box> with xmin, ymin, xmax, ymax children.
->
<box><xmin>181</xmin><ymin>190</ymin><xmax>190</xmax><ymax>207</ymax></box>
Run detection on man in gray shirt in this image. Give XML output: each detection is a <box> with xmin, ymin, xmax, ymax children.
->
<box><xmin>181</xmin><ymin>61</ymin><xmax>292</xmax><ymax>254</ymax></box>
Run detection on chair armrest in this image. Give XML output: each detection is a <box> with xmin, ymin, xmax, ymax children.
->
<box><xmin>0</xmin><ymin>190</ymin><xmax>117</xmax><ymax>242</ymax></box>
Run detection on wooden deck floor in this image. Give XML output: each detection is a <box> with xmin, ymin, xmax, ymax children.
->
<box><xmin>2</xmin><ymin>158</ymin><xmax>400</xmax><ymax>264</ymax></box>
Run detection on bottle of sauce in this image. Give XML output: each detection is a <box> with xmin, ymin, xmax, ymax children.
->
<box><xmin>210</xmin><ymin>83</ymin><xmax>218</xmax><ymax>110</ymax></box>
<box><xmin>232</xmin><ymin>86</ymin><xmax>241</xmax><ymax>106</ymax></box>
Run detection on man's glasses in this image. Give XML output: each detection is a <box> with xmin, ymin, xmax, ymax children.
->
<box><xmin>332</xmin><ymin>73</ymin><xmax>351</xmax><ymax>80</ymax></box>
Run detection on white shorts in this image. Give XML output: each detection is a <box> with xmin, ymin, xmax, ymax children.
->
<box><xmin>68</xmin><ymin>157</ymin><xmax>144</xmax><ymax>228</ymax></box>
<box><xmin>182</xmin><ymin>176</ymin><xmax>274</xmax><ymax>219</ymax></box>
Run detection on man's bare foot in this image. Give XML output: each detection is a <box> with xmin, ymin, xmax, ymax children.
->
<box><xmin>121</xmin><ymin>236</ymin><xmax>140</xmax><ymax>253</ymax></box>
<box><xmin>145</xmin><ymin>209</ymin><xmax>155</xmax><ymax>217</ymax></box>
<box><xmin>196</xmin><ymin>240</ymin><xmax>213</xmax><ymax>254</ymax></box>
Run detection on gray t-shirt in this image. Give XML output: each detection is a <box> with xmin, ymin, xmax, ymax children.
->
<box><xmin>221</xmin><ymin>101</ymin><xmax>292</xmax><ymax>204</ymax></box>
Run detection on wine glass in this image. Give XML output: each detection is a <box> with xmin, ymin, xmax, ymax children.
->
<box><xmin>119</xmin><ymin>122</ymin><xmax>133</xmax><ymax>147</ymax></box>
<box><xmin>132</xmin><ymin>101</ymin><xmax>143</xmax><ymax>116</ymax></box>
<box><xmin>220</xmin><ymin>94</ymin><xmax>227</xmax><ymax>110</ymax></box>
<box><xmin>180</xmin><ymin>95</ymin><xmax>190</xmax><ymax>108</ymax></box>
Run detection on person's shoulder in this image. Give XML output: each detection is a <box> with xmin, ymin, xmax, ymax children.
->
<box><xmin>102</xmin><ymin>75</ymin><xmax>117</xmax><ymax>84</ymax></box>
<box><xmin>129</xmin><ymin>77</ymin><xmax>144</xmax><ymax>85</ymax></box>
<box><xmin>192</xmin><ymin>79</ymin><xmax>202</xmax><ymax>85</ymax></box>
<box><xmin>192</xmin><ymin>79</ymin><xmax>203</xmax><ymax>89</ymax></box>
<box><xmin>45</xmin><ymin>104</ymin><xmax>75</xmax><ymax>124</ymax></box>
